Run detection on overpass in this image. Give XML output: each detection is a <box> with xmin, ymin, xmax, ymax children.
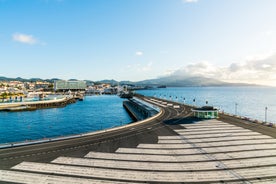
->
<box><xmin>0</xmin><ymin>96</ymin><xmax>276</xmax><ymax>183</ymax></box>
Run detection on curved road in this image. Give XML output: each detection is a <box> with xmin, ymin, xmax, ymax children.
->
<box><xmin>0</xmin><ymin>96</ymin><xmax>190</xmax><ymax>170</ymax></box>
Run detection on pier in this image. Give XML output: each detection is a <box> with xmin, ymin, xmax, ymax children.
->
<box><xmin>0</xmin><ymin>96</ymin><xmax>276</xmax><ymax>183</ymax></box>
<box><xmin>0</xmin><ymin>97</ymin><xmax>76</xmax><ymax>111</ymax></box>
<box><xmin>123</xmin><ymin>97</ymin><xmax>159</xmax><ymax>121</ymax></box>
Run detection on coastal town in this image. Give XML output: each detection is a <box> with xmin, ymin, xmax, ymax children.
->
<box><xmin>0</xmin><ymin>79</ymin><xmax>138</xmax><ymax>102</ymax></box>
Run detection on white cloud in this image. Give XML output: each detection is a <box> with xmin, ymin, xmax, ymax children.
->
<box><xmin>164</xmin><ymin>69</ymin><xmax>175</xmax><ymax>76</ymax></box>
<box><xmin>12</xmin><ymin>33</ymin><xmax>38</xmax><ymax>45</ymax></box>
<box><xmin>182</xmin><ymin>0</ymin><xmax>198</xmax><ymax>3</ymax></box>
<box><xmin>135</xmin><ymin>51</ymin><xmax>143</xmax><ymax>56</ymax></box>
<box><xmin>167</xmin><ymin>53</ymin><xmax>276</xmax><ymax>86</ymax></box>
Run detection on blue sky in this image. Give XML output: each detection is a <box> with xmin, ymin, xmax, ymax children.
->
<box><xmin>1</xmin><ymin>0</ymin><xmax>276</xmax><ymax>85</ymax></box>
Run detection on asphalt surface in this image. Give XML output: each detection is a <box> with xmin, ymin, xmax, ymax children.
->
<box><xmin>0</xmin><ymin>96</ymin><xmax>191</xmax><ymax>170</ymax></box>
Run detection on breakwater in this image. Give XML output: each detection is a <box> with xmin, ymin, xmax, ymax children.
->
<box><xmin>0</xmin><ymin>97</ymin><xmax>76</xmax><ymax>112</ymax></box>
<box><xmin>123</xmin><ymin>98</ymin><xmax>159</xmax><ymax>121</ymax></box>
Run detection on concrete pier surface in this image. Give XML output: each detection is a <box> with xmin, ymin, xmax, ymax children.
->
<box><xmin>0</xmin><ymin>96</ymin><xmax>276</xmax><ymax>183</ymax></box>
<box><xmin>0</xmin><ymin>96</ymin><xmax>76</xmax><ymax>111</ymax></box>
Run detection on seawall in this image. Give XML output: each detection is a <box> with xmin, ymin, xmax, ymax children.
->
<box><xmin>123</xmin><ymin>98</ymin><xmax>159</xmax><ymax>121</ymax></box>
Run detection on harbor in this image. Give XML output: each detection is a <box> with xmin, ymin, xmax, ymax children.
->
<box><xmin>2</xmin><ymin>1</ymin><xmax>276</xmax><ymax>182</ymax></box>
<box><xmin>0</xmin><ymin>95</ymin><xmax>276</xmax><ymax>183</ymax></box>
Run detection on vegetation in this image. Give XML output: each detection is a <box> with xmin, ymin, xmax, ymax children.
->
<box><xmin>0</xmin><ymin>92</ymin><xmax>8</xmax><ymax>102</ymax></box>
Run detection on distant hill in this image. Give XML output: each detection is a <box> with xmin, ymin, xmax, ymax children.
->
<box><xmin>0</xmin><ymin>76</ymin><xmax>60</xmax><ymax>83</ymax></box>
<box><xmin>95</xmin><ymin>76</ymin><xmax>255</xmax><ymax>87</ymax></box>
<box><xmin>134</xmin><ymin>76</ymin><xmax>229</xmax><ymax>87</ymax></box>
<box><xmin>0</xmin><ymin>76</ymin><xmax>256</xmax><ymax>87</ymax></box>
<box><xmin>98</xmin><ymin>79</ymin><xmax>118</xmax><ymax>85</ymax></box>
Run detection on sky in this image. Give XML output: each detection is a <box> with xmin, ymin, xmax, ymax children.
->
<box><xmin>0</xmin><ymin>0</ymin><xmax>276</xmax><ymax>86</ymax></box>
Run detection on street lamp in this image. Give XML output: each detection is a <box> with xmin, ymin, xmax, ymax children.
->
<box><xmin>265</xmin><ymin>107</ymin><xmax>268</xmax><ymax>123</ymax></box>
<box><xmin>235</xmin><ymin>103</ymin><xmax>238</xmax><ymax>115</ymax></box>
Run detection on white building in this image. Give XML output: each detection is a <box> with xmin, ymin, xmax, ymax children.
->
<box><xmin>54</xmin><ymin>80</ymin><xmax>86</xmax><ymax>91</ymax></box>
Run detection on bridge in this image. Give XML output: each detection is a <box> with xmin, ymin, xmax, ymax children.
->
<box><xmin>1</xmin><ymin>96</ymin><xmax>276</xmax><ymax>183</ymax></box>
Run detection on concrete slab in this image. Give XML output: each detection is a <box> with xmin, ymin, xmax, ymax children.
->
<box><xmin>115</xmin><ymin>147</ymin><xmax>201</xmax><ymax>155</ymax></box>
<box><xmin>213</xmin><ymin>149</ymin><xmax>276</xmax><ymax>160</ymax></box>
<box><xmin>116</xmin><ymin>144</ymin><xmax>276</xmax><ymax>154</ymax></box>
<box><xmin>85</xmin><ymin>151</ymin><xmax>211</xmax><ymax>162</ymax></box>
<box><xmin>12</xmin><ymin>162</ymin><xmax>276</xmax><ymax>182</ymax></box>
<box><xmin>222</xmin><ymin>157</ymin><xmax>276</xmax><ymax>168</ymax></box>
<box><xmin>52</xmin><ymin>156</ymin><xmax>276</xmax><ymax>171</ymax></box>
<box><xmin>158</xmin><ymin>136</ymin><xmax>183</xmax><ymax>140</ymax></box>
<box><xmin>0</xmin><ymin>170</ymin><xmax>132</xmax><ymax>184</ymax></box>
<box><xmin>158</xmin><ymin>135</ymin><xmax>272</xmax><ymax>142</ymax></box>
<box><xmin>178</xmin><ymin>127</ymin><xmax>247</xmax><ymax>131</ymax></box>
<box><xmin>9</xmin><ymin>162</ymin><xmax>238</xmax><ymax>182</ymax></box>
<box><xmin>85</xmin><ymin>150</ymin><xmax>276</xmax><ymax>162</ymax></box>
<box><xmin>202</xmin><ymin>144</ymin><xmax>276</xmax><ymax>153</ymax></box>
<box><xmin>178</xmin><ymin>132</ymin><xmax>262</xmax><ymax>139</ymax></box>
<box><xmin>52</xmin><ymin>156</ymin><xmax>219</xmax><ymax>171</ymax></box>
<box><xmin>181</xmin><ymin>125</ymin><xmax>238</xmax><ymax>129</ymax></box>
<box><xmin>156</xmin><ymin>139</ymin><xmax>276</xmax><ymax>146</ymax></box>
<box><xmin>175</xmin><ymin>129</ymin><xmax>252</xmax><ymax>135</ymax></box>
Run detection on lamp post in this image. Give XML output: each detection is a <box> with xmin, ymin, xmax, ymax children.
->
<box><xmin>235</xmin><ymin>103</ymin><xmax>238</xmax><ymax>115</ymax></box>
<box><xmin>265</xmin><ymin>107</ymin><xmax>268</xmax><ymax>123</ymax></box>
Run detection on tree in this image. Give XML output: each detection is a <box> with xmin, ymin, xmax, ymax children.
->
<box><xmin>0</xmin><ymin>92</ymin><xmax>8</xmax><ymax>102</ymax></box>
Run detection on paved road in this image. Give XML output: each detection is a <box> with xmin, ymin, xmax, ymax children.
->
<box><xmin>0</xmin><ymin>96</ymin><xmax>189</xmax><ymax>170</ymax></box>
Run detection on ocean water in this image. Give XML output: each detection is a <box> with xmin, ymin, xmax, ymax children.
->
<box><xmin>136</xmin><ymin>86</ymin><xmax>276</xmax><ymax>124</ymax></box>
<box><xmin>1</xmin><ymin>87</ymin><xmax>275</xmax><ymax>145</ymax></box>
<box><xmin>0</xmin><ymin>95</ymin><xmax>132</xmax><ymax>144</ymax></box>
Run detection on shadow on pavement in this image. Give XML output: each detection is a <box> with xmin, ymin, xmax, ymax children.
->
<box><xmin>164</xmin><ymin>117</ymin><xmax>203</xmax><ymax>125</ymax></box>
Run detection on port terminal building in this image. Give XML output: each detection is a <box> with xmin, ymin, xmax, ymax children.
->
<box><xmin>54</xmin><ymin>80</ymin><xmax>86</xmax><ymax>92</ymax></box>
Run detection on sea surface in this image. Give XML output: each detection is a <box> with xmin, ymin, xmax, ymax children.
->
<box><xmin>1</xmin><ymin>86</ymin><xmax>275</xmax><ymax>145</ymax></box>
<box><xmin>136</xmin><ymin>86</ymin><xmax>276</xmax><ymax>124</ymax></box>
<box><xmin>0</xmin><ymin>95</ymin><xmax>132</xmax><ymax>144</ymax></box>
